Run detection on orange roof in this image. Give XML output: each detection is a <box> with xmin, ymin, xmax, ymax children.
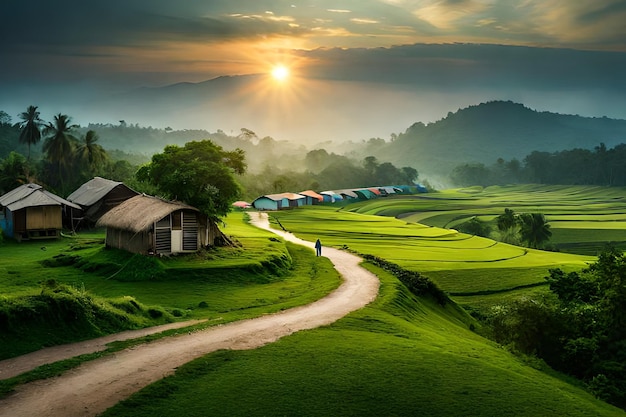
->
<box><xmin>299</xmin><ymin>190</ymin><xmax>324</xmax><ymax>201</ymax></box>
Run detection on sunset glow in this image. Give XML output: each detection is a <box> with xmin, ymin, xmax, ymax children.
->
<box><xmin>271</xmin><ymin>65</ymin><xmax>290</xmax><ymax>81</ymax></box>
<box><xmin>1</xmin><ymin>1</ymin><xmax>624</xmax><ymax>142</ymax></box>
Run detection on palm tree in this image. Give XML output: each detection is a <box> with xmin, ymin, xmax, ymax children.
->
<box><xmin>497</xmin><ymin>208</ymin><xmax>517</xmax><ymax>231</ymax></box>
<box><xmin>76</xmin><ymin>130</ymin><xmax>108</xmax><ymax>176</ymax></box>
<box><xmin>18</xmin><ymin>105</ymin><xmax>43</xmax><ymax>160</ymax></box>
<box><xmin>42</xmin><ymin>113</ymin><xmax>78</xmax><ymax>193</ymax></box>
<box><xmin>519</xmin><ymin>213</ymin><xmax>552</xmax><ymax>249</ymax></box>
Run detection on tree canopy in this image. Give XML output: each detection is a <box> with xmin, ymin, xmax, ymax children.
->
<box><xmin>136</xmin><ymin>140</ymin><xmax>246</xmax><ymax>219</ymax></box>
<box><xmin>490</xmin><ymin>247</ymin><xmax>626</xmax><ymax>408</ymax></box>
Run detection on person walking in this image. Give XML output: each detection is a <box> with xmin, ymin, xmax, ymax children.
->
<box><xmin>315</xmin><ymin>238</ymin><xmax>322</xmax><ymax>256</ymax></box>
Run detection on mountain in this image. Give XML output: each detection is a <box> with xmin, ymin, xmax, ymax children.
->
<box><xmin>371</xmin><ymin>101</ymin><xmax>626</xmax><ymax>179</ymax></box>
<box><xmin>87</xmin><ymin>74</ymin><xmax>476</xmax><ymax>144</ymax></box>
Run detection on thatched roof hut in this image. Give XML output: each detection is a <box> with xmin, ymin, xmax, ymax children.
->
<box><xmin>97</xmin><ymin>194</ymin><xmax>217</xmax><ymax>255</ymax></box>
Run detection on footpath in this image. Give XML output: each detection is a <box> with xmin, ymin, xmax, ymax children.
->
<box><xmin>0</xmin><ymin>212</ymin><xmax>379</xmax><ymax>417</ymax></box>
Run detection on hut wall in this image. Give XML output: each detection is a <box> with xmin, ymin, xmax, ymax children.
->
<box><xmin>86</xmin><ymin>186</ymin><xmax>139</xmax><ymax>221</ymax></box>
<box><xmin>26</xmin><ymin>206</ymin><xmax>62</xmax><ymax>230</ymax></box>
<box><xmin>253</xmin><ymin>197</ymin><xmax>279</xmax><ymax>211</ymax></box>
<box><xmin>0</xmin><ymin>208</ymin><xmax>13</xmax><ymax>237</ymax></box>
<box><xmin>106</xmin><ymin>228</ymin><xmax>152</xmax><ymax>254</ymax></box>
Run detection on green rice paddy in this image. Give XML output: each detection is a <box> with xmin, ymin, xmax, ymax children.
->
<box><xmin>271</xmin><ymin>185</ymin><xmax>626</xmax><ymax>312</ymax></box>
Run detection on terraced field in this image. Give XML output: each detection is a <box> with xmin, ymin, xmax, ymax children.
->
<box><xmin>272</xmin><ymin>185</ymin><xmax>626</xmax><ymax>312</ymax></box>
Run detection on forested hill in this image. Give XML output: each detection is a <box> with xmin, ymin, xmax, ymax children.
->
<box><xmin>372</xmin><ymin>101</ymin><xmax>626</xmax><ymax>177</ymax></box>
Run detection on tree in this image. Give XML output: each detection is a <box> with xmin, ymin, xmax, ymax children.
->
<box><xmin>518</xmin><ymin>213</ymin><xmax>552</xmax><ymax>249</ymax></box>
<box><xmin>450</xmin><ymin>163</ymin><xmax>491</xmax><ymax>186</ymax></box>
<box><xmin>457</xmin><ymin>216</ymin><xmax>491</xmax><ymax>237</ymax></box>
<box><xmin>586</xmin><ymin>247</ymin><xmax>626</xmax><ymax>342</ymax></box>
<box><xmin>0</xmin><ymin>152</ymin><xmax>29</xmax><ymax>193</ymax></box>
<box><xmin>18</xmin><ymin>105</ymin><xmax>43</xmax><ymax>160</ymax></box>
<box><xmin>400</xmin><ymin>166</ymin><xmax>418</xmax><ymax>183</ymax></box>
<box><xmin>76</xmin><ymin>130</ymin><xmax>108</xmax><ymax>176</ymax></box>
<box><xmin>0</xmin><ymin>110</ymin><xmax>11</xmax><ymax>126</ymax></box>
<box><xmin>42</xmin><ymin>114</ymin><xmax>79</xmax><ymax>193</ymax></box>
<box><xmin>496</xmin><ymin>208</ymin><xmax>517</xmax><ymax>232</ymax></box>
<box><xmin>136</xmin><ymin>140</ymin><xmax>246</xmax><ymax>219</ymax></box>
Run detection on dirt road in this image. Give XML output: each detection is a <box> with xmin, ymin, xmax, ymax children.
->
<box><xmin>0</xmin><ymin>212</ymin><xmax>380</xmax><ymax>417</ymax></box>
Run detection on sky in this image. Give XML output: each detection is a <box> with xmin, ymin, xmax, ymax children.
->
<box><xmin>2</xmin><ymin>0</ymin><xmax>626</xmax><ymax>143</ymax></box>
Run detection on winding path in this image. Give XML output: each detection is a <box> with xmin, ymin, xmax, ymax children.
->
<box><xmin>0</xmin><ymin>212</ymin><xmax>380</xmax><ymax>417</ymax></box>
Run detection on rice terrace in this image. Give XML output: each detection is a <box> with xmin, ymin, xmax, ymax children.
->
<box><xmin>1</xmin><ymin>184</ymin><xmax>626</xmax><ymax>416</ymax></box>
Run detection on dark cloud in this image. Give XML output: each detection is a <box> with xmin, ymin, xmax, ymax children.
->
<box><xmin>0</xmin><ymin>0</ymin><xmax>307</xmax><ymax>52</ymax></box>
<box><xmin>578</xmin><ymin>0</ymin><xmax>626</xmax><ymax>23</ymax></box>
<box><xmin>298</xmin><ymin>43</ymin><xmax>626</xmax><ymax>94</ymax></box>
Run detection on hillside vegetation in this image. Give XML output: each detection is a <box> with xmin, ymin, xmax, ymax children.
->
<box><xmin>104</xmin><ymin>262</ymin><xmax>621</xmax><ymax>417</ymax></box>
<box><xmin>366</xmin><ymin>101</ymin><xmax>626</xmax><ymax>178</ymax></box>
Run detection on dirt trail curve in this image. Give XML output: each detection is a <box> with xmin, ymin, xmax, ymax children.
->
<box><xmin>0</xmin><ymin>212</ymin><xmax>379</xmax><ymax>417</ymax></box>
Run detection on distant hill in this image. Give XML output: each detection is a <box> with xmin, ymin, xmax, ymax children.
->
<box><xmin>370</xmin><ymin>101</ymin><xmax>626</xmax><ymax>179</ymax></box>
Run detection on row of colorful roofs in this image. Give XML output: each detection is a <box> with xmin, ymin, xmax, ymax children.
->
<box><xmin>247</xmin><ymin>185</ymin><xmax>427</xmax><ymax>211</ymax></box>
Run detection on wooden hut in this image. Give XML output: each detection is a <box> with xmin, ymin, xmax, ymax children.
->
<box><xmin>0</xmin><ymin>183</ymin><xmax>81</xmax><ymax>241</ymax></box>
<box><xmin>67</xmin><ymin>177</ymin><xmax>138</xmax><ymax>227</ymax></box>
<box><xmin>252</xmin><ymin>193</ymin><xmax>306</xmax><ymax>210</ymax></box>
<box><xmin>96</xmin><ymin>194</ymin><xmax>217</xmax><ymax>255</ymax></box>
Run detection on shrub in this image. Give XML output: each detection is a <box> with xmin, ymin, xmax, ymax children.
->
<box><xmin>148</xmin><ymin>308</ymin><xmax>164</xmax><ymax>319</ymax></box>
<box><xmin>361</xmin><ymin>254</ymin><xmax>449</xmax><ymax>305</ymax></box>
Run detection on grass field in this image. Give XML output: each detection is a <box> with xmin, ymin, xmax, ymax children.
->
<box><xmin>3</xmin><ymin>185</ymin><xmax>626</xmax><ymax>415</ymax></box>
<box><xmin>268</xmin><ymin>203</ymin><xmax>594</xmax><ymax>313</ymax></box>
<box><xmin>0</xmin><ymin>211</ymin><xmax>342</xmax><ymax>359</ymax></box>
<box><xmin>352</xmin><ymin>184</ymin><xmax>626</xmax><ymax>255</ymax></box>
<box><xmin>103</xmin><ymin>263</ymin><xmax>623</xmax><ymax>417</ymax></box>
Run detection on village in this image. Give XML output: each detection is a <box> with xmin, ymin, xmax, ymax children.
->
<box><xmin>0</xmin><ymin>177</ymin><xmax>426</xmax><ymax>255</ymax></box>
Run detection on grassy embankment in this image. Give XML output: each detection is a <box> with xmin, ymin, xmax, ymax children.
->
<box><xmin>104</xmin><ymin>259</ymin><xmax>622</xmax><ymax>416</ymax></box>
<box><xmin>0</xmin><ymin>211</ymin><xmax>341</xmax><ymax>360</ymax></box>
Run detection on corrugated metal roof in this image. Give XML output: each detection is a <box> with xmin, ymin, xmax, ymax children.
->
<box><xmin>66</xmin><ymin>177</ymin><xmax>127</xmax><ymax>206</ymax></box>
<box><xmin>0</xmin><ymin>183</ymin><xmax>81</xmax><ymax>211</ymax></box>
<box><xmin>262</xmin><ymin>193</ymin><xmax>306</xmax><ymax>201</ymax></box>
<box><xmin>333</xmin><ymin>189</ymin><xmax>358</xmax><ymax>198</ymax></box>
<box><xmin>298</xmin><ymin>190</ymin><xmax>324</xmax><ymax>201</ymax></box>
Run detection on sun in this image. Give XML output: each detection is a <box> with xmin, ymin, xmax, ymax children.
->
<box><xmin>271</xmin><ymin>65</ymin><xmax>290</xmax><ymax>81</ymax></box>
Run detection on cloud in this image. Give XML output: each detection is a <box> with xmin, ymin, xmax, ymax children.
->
<box><xmin>1</xmin><ymin>0</ymin><xmax>624</xmax><ymax>96</ymax></box>
<box><xmin>296</xmin><ymin>43</ymin><xmax>626</xmax><ymax>95</ymax></box>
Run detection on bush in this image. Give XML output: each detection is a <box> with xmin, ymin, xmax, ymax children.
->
<box><xmin>0</xmin><ymin>281</ymin><xmax>178</xmax><ymax>360</ymax></box>
<box><xmin>361</xmin><ymin>254</ymin><xmax>449</xmax><ymax>305</ymax></box>
<box><xmin>148</xmin><ymin>308</ymin><xmax>164</xmax><ymax>319</ymax></box>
